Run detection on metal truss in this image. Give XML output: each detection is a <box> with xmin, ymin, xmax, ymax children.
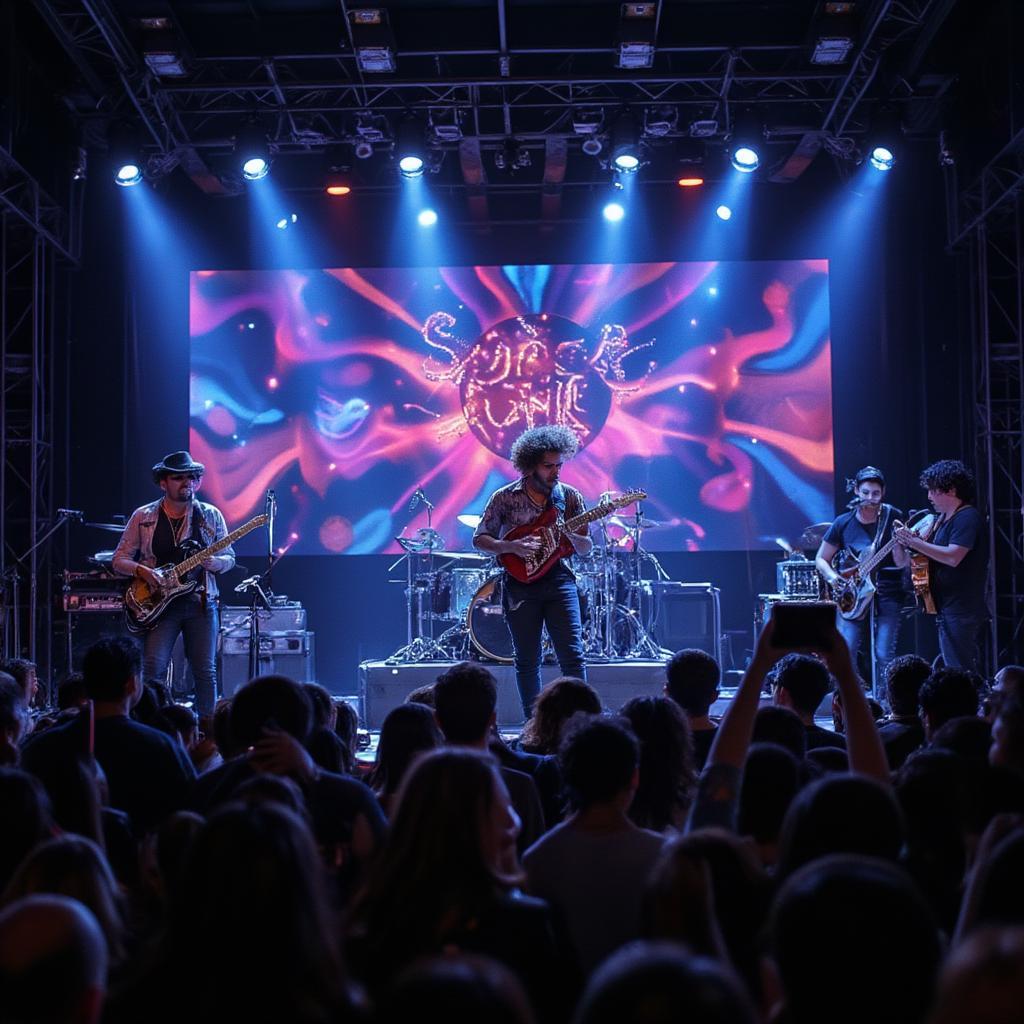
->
<box><xmin>29</xmin><ymin>0</ymin><xmax>955</xmax><ymax>191</ymax></box>
<box><xmin>1</xmin><ymin>213</ymin><xmax>60</xmax><ymax>678</ymax></box>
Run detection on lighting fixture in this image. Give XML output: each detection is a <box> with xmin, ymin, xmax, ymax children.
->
<box><xmin>716</xmin><ymin>205</ymin><xmax>732</xmax><ymax>221</ymax></box>
<box><xmin>236</xmin><ymin>122</ymin><xmax>270</xmax><ymax>181</ymax></box>
<box><xmin>616</xmin><ymin>3</ymin><xmax>657</xmax><ymax>69</ymax></box>
<box><xmin>729</xmin><ymin>110</ymin><xmax>762</xmax><ymax>172</ymax></box>
<box><xmin>418</xmin><ymin>208</ymin><xmax>438</xmax><ymax>227</ymax></box>
<box><xmin>348</xmin><ymin>8</ymin><xmax>398</xmax><ymax>73</ymax></box>
<box><xmin>809</xmin><ymin>2</ymin><xmax>859</xmax><ymax>66</ymax></box>
<box><xmin>869</xmin><ymin>145</ymin><xmax>895</xmax><ymax>171</ymax></box>
<box><xmin>397</xmin><ymin>119</ymin><xmax>426</xmax><ymax>178</ymax></box>
<box><xmin>610</xmin><ymin>112</ymin><xmax>641</xmax><ymax>173</ymax></box>
<box><xmin>603</xmin><ymin>201</ymin><xmax>625</xmax><ymax>222</ymax></box>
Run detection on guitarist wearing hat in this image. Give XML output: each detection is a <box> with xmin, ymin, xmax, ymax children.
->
<box><xmin>113</xmin><ymin>450</ymin><xmax>235</xmax><ymax>715</ymax></box>
<box><xmin>473</xmin><ymin>425</ymin><xmax>594</xmax><ymax>717</ymax></box>
<box><xmin>815</xmin><ymin>466</ymin><xmax>909</xmax><ymax>690</ymax></box>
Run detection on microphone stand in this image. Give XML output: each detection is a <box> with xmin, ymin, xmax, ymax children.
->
<box><xmin>236</xmin><ymin>496</ymin><xmax>278</xmax><ymax>684</ymax></box>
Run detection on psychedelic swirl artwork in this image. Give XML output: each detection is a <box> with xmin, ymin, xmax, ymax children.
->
<box><xmin>189</xmin><ymin>260</ymin><xmax>834</xmax><ymax>555</ymax></box>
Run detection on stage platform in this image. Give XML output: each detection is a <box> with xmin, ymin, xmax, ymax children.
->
<box><xmin>359</xmin><ymin>658</ymin><xmax>680</xmax><ymax>728</ymax></box>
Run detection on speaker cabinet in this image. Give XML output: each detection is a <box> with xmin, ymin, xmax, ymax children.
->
<box><xmin>219</xmin><ymin>632</ymin><xmax>316</xmax><ymax>697</ymax></box>
<box><xmin>642</xmin><ymin>582</ymin><xmax>722</xmax><ymax>663</ymax></box>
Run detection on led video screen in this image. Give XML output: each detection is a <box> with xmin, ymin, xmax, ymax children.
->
<box><xmin>189</xmin><ymin>260</ymin><xmax>834</xmax><ymax>555</ymax></box>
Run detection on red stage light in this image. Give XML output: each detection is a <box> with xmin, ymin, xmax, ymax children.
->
<box><xmin>326</xmin><ymin>184</ymin><xmax>352</xmax><ymax>196</ymax></box>
<box><xmin>677</xmin><ymin>176</ymin><xmax>704</xmax><ymax>187</ymax></box>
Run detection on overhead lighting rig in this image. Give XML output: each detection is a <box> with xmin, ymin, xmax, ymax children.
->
<box><xmin>348</xmin><ymin>8</ymin><xmax>398</xmax><ymax>73</ymax></box>
<box><xmin>616</xmin><ymin>3</ymin><xmax>658</xmax><ymax>70</ymax></box>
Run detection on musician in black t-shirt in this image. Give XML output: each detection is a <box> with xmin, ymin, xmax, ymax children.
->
<box><xmin>815</xmin><ymin>466</ymin><xmax>908</xmax><ymax>691</ymax></box>
<box><xmin>894</xmin><ymin>459</ymin><xmax>989</xmax><ymax>671</ymax></box>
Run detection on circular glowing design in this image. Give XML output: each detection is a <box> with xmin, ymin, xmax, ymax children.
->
<box><xmin>115</xmin><ymin>163</ymin><xmax>142</xmax><ymax>187</ymax></box>
<box><xmin>731</xmin><ymin>146</ymin><xmax>760</xmax><ymax>172</ymax></box>
<box><xmin>603</xmin><ymin>201</ymin><xmax>625</xmax><ymax>222</ymax></box>
<box><xmin>613</xmin><ymin>152</ymin><xmax>640</xmax><ymax>172</ymax></box>
<box><xmin>417</xmin><ymin>208</ymin><xmax>438</xmax><ymax>227</ymax></box>
<box><xmin>716</xmin><ymin>205</ymin><xmax>733</xmax><ymax>221</ymax></box>
<box><xmin>399</xmin><ymin>155</ymin><xmax>425</xmax><ymax>177</ymax></box>
<box><xmin>869</xmin><ymin>146</ymin><xmax>895</xmax><ymax>171</ymax></box>
<box><xmin>242</xmin><ymin>156</ymin><xmax>269</xmax><ymax>180</ymax></box>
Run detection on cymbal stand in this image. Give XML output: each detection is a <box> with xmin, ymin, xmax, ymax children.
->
<box><xmin>385</xmin><ymin>490</ymin><xmax>450</xmax><ymax>663</ymax></box>
<box><xmin>621</xmin><ymin>503</ymin><xmax>670</xmax><ymax>659</ymax></box>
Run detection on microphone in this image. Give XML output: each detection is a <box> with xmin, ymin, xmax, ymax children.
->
<box><xmin>409</xmin><ymin>488</ymin><xmax>422</xmax><ymax>512</ymax></box>
<box><xmin>265</xmin><ymin>489</ymin><xmax>276</xmax><ymax>516</ymax></box>
<box><xmin>57</xmin><ymin>509</ymin><xmax>84</xmax><ymax>520</ymax></box>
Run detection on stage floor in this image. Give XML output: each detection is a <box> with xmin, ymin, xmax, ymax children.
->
<box><xmin>359</xmin><ymin>658</ymin><xmax>681</xmax><ymax>728</ymax></box>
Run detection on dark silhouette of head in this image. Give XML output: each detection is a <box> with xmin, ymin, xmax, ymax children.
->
<box><xmin>367</xmin><ymin>702</ymin><xmax>443</xmax><ymax>798</ymax></box>
<box><xmin>919</xmin><ymin>668</ymin><xmax>980</xmax><ymax>737</ymax></box>
<box><xmin>752</xmin><ymin>706</ymin><xmax>807</xmax><ymax>760</ymax></box>
<box><xmin>81</xmin><ymin>638</ymin><xmax>141</xmax><ymax>704</ymax></box>
<box><xmin>433</xmin><ymin>662</ymin><xmax>498</xmax><ymax>744</ymax></box>
<box><xmin>665</xmin><ymin>649</ymin><xmax>721</xmax><ymax>717</ymax></box>
<box><xmin>886</xmin><ymin>655</ymin><xmax>932</xmax><ymax>717</ymax></box>
<box><xmin>558</xmin><ymin>715</ymin><xmax>638</xmax><ymax>812</ymax></box>
<box><xmin>772</xmin><ymin>655</ymin><xmax>832</xmax><ymax>719</ymax></box>
<box><xmin>229</xmin><ymin>675</ymin><xmax>313</xmax><ymax>747</ymax></box>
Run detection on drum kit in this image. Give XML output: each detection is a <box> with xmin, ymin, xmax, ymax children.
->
<box><xmin>385</xmin><ymin>494</ymin><xmax>677</xmax><ymax>665</ymax></box>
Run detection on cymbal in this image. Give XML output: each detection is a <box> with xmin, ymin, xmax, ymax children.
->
<box><xmin>457</xmin><ymin>514</ymin><xmax>482</xmax><ymax>529</ymax></box>
<box><xmin>607</xmin><ymin>515</ymin><xmax>666</xmax><ymax>530</ymax></box>
<box><xmin>87</xmin><ymin>550</ymin><xmax>115</xmax><ymax>566</ymax></box>
<box><xmin>84</xmin><ymin>522</ymin><xmax>127</xmax><ymax>532</ymax></box>
<box><xmin>432</xmin><ymin>550</ymin><xmax>488</xmax><ymax>562</ymax></box>
<box><xmin>800</xmin><ymin>522</ymin><xmax>831</xmax><ymax>546</ymax></box>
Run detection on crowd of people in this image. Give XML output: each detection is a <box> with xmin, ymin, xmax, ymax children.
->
<box><xmin>1</xmin><ymin>623</ymin><xmax>1024</xmax><ymax>1024</ymax></box>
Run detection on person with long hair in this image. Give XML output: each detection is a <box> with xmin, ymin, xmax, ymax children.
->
<box><xmin>365</xmin><ymin>702</ymin><xmax>442</xmax><ymax>816</ymax></box>
<box><xmin>107</xmin><ymin>801</ymin><xmax>358</xmax><ymax>1024</ymax></box>
<box><xmin>518</xmin><ymin>677</ymin><xmax>602</xmax><ymax>755</ymax></box>
<box><xmin>620</xmin><ymin>696</ymin><xmax>697</xmax><ymax>833</ymax></box>
<box><xmin>348</xmin><ymin>748</ymin><xmax>567</xmax><ymax>1020</ymax></box>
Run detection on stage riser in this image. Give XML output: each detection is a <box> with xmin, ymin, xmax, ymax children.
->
<box><xmin>360</xmin><ymin>660</ymin><xmax>678</xmax><ymax>728</ymax></box>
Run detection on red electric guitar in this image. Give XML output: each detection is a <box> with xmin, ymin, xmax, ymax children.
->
<box><xmin>499</xmin><ymin>490</ymin><xmax>647</xmax><ymax>584</ymax></box>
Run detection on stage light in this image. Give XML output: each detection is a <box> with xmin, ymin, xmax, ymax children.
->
<box><xmin>729</xmin><ymin>109</ymin><xmax>762</xmax><ymax>173</ymax></box>
<box><xmin>677</xmin><ymin>175</ymin><xmax>704</xmax><ymax>187</ymax></box>
<box><xmin>716</xmin><ymin>204</ymin><xmax>732</xmax><ymax>220</ymax></box>
<box><xmin>114</xmin><ymin>162</ymin><xmax>143</xmax><ymax>187</ymax></box>
<box><xmin>397</xmin><ymin>119</ymin><xmax>426</xmax><ymax>178</ymax></box>
<box><xmin>731</xmin><ymin>146</ymin><xmax>760</xmax><ymax>173</ymax></box>
<box><xmin>236</xmin><ymin>122</ymin><xmax>270</xmax><ymax>180</ymax></box>
<box><xmin>418</xmin><ymin>208</ymin><xmax>438</xmax><ymax>227</ymax></box>
<box><xmin>326</xmin><ymin>183</ymin><xmax>352</xmax><ymax>196</ymax></box>
<box><xmin>869</xmin><ymin>145</ymin><xmax>895</xmax><ymax>171</ymax></box>
<box><xmin>603</xmin><ymin>201</ymin><xmax>625</xmax><ymax>222</ymax></box>
<box><xmin>610</xmin><ymin>112</ymin><xmax>641</xmax><ymax>173</ymax></box>
<box><xmin>275</xmin><ymin>213</ymin><xmax>298</xmax><ymax>230</ymax></box>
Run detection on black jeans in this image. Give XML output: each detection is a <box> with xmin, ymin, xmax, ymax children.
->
<box><xmin>504</xmin><ymin>570</ymin><xmax>586</xmax><ymax>717</ymax></box>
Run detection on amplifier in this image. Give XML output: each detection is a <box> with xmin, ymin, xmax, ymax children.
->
<box><xmin>219</xmin><ymin>631</ymin><xmax>316</xmax><ymax>697</ymax></box>
<box><xmin>62</xmin><ymin>571</ymin><xmax>127</xmax><ymax>612</ymax></box>
<box><xmin>221</xmin><ymin>603</ymin><xmax>307</xmax><ymax>633</ymax></box>
<box><xmin>639</xmin><ymin>582</ymin><xmax>722</xmax><ymax>664</ymax></box>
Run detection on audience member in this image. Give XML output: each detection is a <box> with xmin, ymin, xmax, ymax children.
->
<box><xmin>750</xmin><ymin>705</ymin><xmax>807</xmax><ymax>760</ymax></box>
<box><xmin>804</xmin><ymin>745</ymin><xmax>849</xmax><ymax>776</ymax></box>
<box><xmin>109</xmin><ymin>801</ymin><xmax>359</xmax><ymax>1024</ymax></box>
<box><xmin>620</xmin><ymin>696</ymin><xmax>696</xmax><ymax>832</ymax></box>
<box><xmin>0</xmin><ymin>768</ymin><xmax>55</xmax><ymax>893</ymax></box>
<box><xmin>919</xmin><ymin>668</ymin><xmax>981</xmax><ymax>739</ymax></box>
<box><xmin>770</xmin><ymin>855</ymin><xmax>941</xmax><ymax>1024</ymax></box>
<box><xmin>771</xmin><ymin>654</ymin><xmax>846</xmax><ymax>750</ymax></box>
<box><xmin>0</xmin><ymin>672</ymin><xmax>30</xmax><ymax>765</ymax></box>
<box><xmin>366</xmin><ymin>701</ymin><xmax>442</xmax><ymax>816</ymax></box>
<box><xmin>21</xmin><ymin>638</ymin><xmax>195</xmax><ymax>835</ymax></box>
<box><xmin>56</xmin><ymin>672</ymin><xmax>89</xmax><ymax>712</ymax></box>
<box><xmin>931</xmin><ymin>715</ymin><xmax>993</xmax><ymax>760</ymax></box>
<box><xmin>990</xmin><ymin>686</ymin><xmax>1024</xmax><ymax>778</ymax></box>
<box><xmin>190</xmin><ymin>674</ymin><xmax>385</xmax><ymax>894</ymax></box>
<box><xmin>405</xmin><ymin>683</ymin><xmax>435</xmax><ymax>707</ymax></box>
<box><xmin>664</xmin><ymin>649</ymin><xmax>721</xmax><ymax>770</ymax></box>
<box><xmin>348</xmin><ymin>748</ymin><xmax>566</xmax><ymax>1019</ymax></box>
<box><xmin>879</xmin><ymin>654</ymin><xmax>931</xmax><ymax>768</ymax></box>
<box><xmin>518</xmin><ymin>677</ymin><xmax>602</xmax><ymax>756</ymax></box>
<box><xmin>572</xmin><ymin>941</ymin><xmax>755</xmax><ymax>1024</ymax></box>
<box><xmin>986</xmin><ymin>665</ymin><xmax>1024</xmax><ymax>722</ymax></box>
<box><xmin>930</xmin><ymin>927</ymin><xmax>1024</xmax><ymax>1024</ymax></box>
<box><xmin>737</xmin><ymin>743</ymin><xmax>801</xmax><ymax>869</ymax></box>
<box><xmin>3</xmin><ymin>835</ymin><xmax>126</xmax><ymax>970</ymax></box>
<box><xmin>377</xmin><ymin>954</ymin><xmax>537</xmax><ymax>1024</ymax></box>
<box><xmin>774</xmin><ymin>773</ymin><xmax>905</xmax><ymax>881</ymax></box>
<box><xmin>0</xmin><ymin>895</ymin><xmax>107</xmax><ymax>1024</ymax></box>
<box><xmin>1</xmin><ymin>657</ymin><xmax>39</xmax><ymax>708</ymax></box>
<box><xmin>523</xmin><ymin>716</ymin><xmax>664</xmax><ymax>976</ymax></box>
<box><xmin>433</xmin><ymin>662</ymin><xmax>544</xmax><ymax>852</ymax></box>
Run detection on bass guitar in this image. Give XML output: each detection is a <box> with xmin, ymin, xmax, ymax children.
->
<box><xmin>499</xmin><ymin>490</ymin><xmax>647</xmax><ymax>584</ymax></box>
<box><xmin>125</xmin><ymin>513</ymin><xmax>268</xmax><ymax>632</ymax></box>
<box><xmin>829</xmin><ymin>509</ymin><xmax>930</xmax><ymax>621</ymax></box>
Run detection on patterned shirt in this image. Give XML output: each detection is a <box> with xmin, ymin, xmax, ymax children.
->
<box><xmin>473</xmin><ymin>477</ymin><xmax>588</xmax><ymax>541</ymax></box>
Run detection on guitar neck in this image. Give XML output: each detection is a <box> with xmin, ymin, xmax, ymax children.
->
<box><xmin>856</xmin><ymin>535</ymin><xmax>899</xmax><ymax>577</ymax></box>
<box><xmin>174</xmin><ymin>517</ymin><xmax>263</xmax><ymax>575</ymax></box>
<box><xmin>564</xmin><ymin>502</ymin><xmax>621</xmax><ymax>532</ymax></box>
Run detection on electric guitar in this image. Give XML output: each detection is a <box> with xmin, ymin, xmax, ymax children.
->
<box><xmin>499</xmin><ymin>491</ymin><xmax>647</xmax><ymax>584</ymax></box>
<box><xmin>125</xmin><ymin>513</ymin><xmax>268</xmax><ymax>632</ymax></box>
<box><xmin>828</xmin><ymin>509</ymin><xmax>930</xmax><ymax>621</ymax></box>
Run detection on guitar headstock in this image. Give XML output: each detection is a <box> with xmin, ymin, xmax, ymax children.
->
<box><xmin>610</xmin><ymin>490</ymin><xmax>647</xmax><ymax>508</ymax></box>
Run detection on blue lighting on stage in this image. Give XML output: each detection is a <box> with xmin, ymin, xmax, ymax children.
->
<box><xmin>731</xmin><ymin>146</ymin><xmax>760</xmax><ymax>173</ymax></box>
<box><xmin>115</xmin><ymin>163</ymin><xmax>143</xmax><ymax>187</ymax></box>
<box><xmin>242</xmin><ymin>156</ymin><xmax>270</xmax><ymax>181</ymax></box>
<box><xmin>869</xmin><ymin>146</ymin><xmax>895</xmax><ymax>171</ymax></box>
<box><xmin>603</xmin><ymin>201</ymin><xmax>625</xmax><ymax>222</ymax></box>
<box><xmin>417</xmin><ymin>208</ymin><xmax>438</xmax><ymax>227</ymax></box>
<box><xmin>716</xmin><ymin>204</ymin><xmax>732</xmax><ymax>221</ymax></box>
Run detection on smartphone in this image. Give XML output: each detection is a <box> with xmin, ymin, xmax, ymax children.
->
<box><xmin>769</xmin><ymin>601</ymin><xmax>837</xmax><ymax>651</ymax></box>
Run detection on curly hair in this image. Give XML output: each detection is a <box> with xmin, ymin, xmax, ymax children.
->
<box><xmin>919</xmin><ymin>459</ymin><xmax>976</xmax><ymax>502</ymax></box>
<box><xmin>519</xmin><ymin>676</ymin><xmax>602</xmax><ymax>754</ymax></box>
<box><xmin>509</xmin><ymin>425</ymin><xmax>580</xmax><ymax>474</ymax></box>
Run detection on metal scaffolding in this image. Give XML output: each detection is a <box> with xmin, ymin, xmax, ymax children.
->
<box><xmin>0</xmin><ymin>141</ymin><xmax>78</xmax><ymax>679</ymax></box>
<box><xmin>948</xmin><ymin>125</ymin><xmax>1024</xmax><ymax>669</ymax></box>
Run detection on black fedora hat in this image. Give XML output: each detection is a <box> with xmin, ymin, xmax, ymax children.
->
<box><xmin>152</xmin><ymin>450</ymin><xmax>206</xmax><ymax>484</ymax></box>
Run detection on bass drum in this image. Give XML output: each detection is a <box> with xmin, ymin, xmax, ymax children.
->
<box><xmin>466</xmin><ymin>574</ymin><xmax>553</xmax><ymax>664</ymax></box>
